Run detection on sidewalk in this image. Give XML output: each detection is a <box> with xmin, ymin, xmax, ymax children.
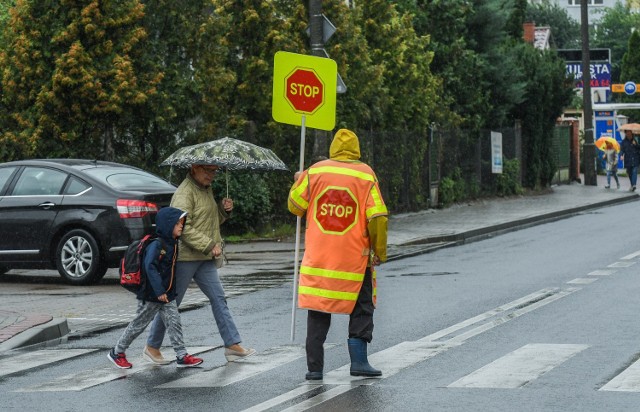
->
<box><xmin>1</xmin><ymin>176</ymin><xmax>637</xmax><ymax>352</ymax></box>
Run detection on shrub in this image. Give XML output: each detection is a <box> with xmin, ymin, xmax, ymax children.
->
<box><xmin>495</xmin><ymin>158</ymin><xmax>524</xmax><ymax>196</ymax></box>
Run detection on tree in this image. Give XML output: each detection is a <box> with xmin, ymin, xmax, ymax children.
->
<box><xmin>619</xmin><ymin>29</ymin><xmax>640</xmax><ymax>109</ymax></box>
<box><xmin>116</xmin><ymin>1</ymin><xmax>233</xmax><ymax>172</ymax></box>
<box><xmin>512</xmin><ymin>45</ymin><xmax>574</xmax><ymax>188</ymax></box>
<box><xmin>591</xmin><ymin>2</ymin><xmax>640</xmax><ymax>82</ymax></box>
<box><xmin>0</xmin><ymin>0</ymin><xmax>161</xmax><ymax>161</ymax></box>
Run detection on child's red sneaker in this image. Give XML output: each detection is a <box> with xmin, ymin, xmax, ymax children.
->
<box><xmin>108</xmin><ymin>348</ymin><xmax>132</xmax><ymax>369</ymax></box>
<box><xmin>176</xmin><ymin>354</ymin><xmax>203</xmax><ymax>368</ymax></box>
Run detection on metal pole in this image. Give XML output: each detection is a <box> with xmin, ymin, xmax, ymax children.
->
<box><xmin>581</xmin><ymin>1</ymin><xmax>597</xmax><ymax>185</ymax></box>
<box><xmin>291</xmin><ymin>115</ymin><xmax>306</xmax><ymax>342</ymax></box>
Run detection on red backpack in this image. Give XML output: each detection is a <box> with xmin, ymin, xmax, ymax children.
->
<box><xmin>119</xmin><ymin>234</ymin><xmax>164</xmax><ymax>293</ymax></box>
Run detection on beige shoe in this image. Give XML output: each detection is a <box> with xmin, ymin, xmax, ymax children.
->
<box><xmin>143</xmin><ymin>346</ymin><xmax>171</xmax><ymax>365</ymax></box>
<box><xmin>224</xmin><ymin>346</ymin><xmax>256</xmax><ymax>362</ymax></box>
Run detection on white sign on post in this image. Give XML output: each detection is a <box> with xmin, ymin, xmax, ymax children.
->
<box><xmin>491</xmin><ymin>131</ymin><xmax>503</xmax><ymax>174</ymax></box>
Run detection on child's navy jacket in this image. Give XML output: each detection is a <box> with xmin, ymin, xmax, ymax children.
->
<box><xmin>138</xmin><ymin>206</ymin><xmax>186</xmax><ymax>303</ymax></box>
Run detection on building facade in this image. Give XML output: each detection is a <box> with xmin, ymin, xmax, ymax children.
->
<box><xmin>529</xmin><ymin>0</ymin><xmax>618</xmax><ymax>23</ymax></box>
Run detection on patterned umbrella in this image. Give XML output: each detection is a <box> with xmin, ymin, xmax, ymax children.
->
<box><xmin>160</xmin><ymin>137</ymin><xmax>288</xmax><ymax>171</ymax></box>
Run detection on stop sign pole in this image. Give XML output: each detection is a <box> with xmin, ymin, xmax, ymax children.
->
<box><xmin>272</xmin><ymin>51</ymin><xmax>337</xmax><ymax>341</ymax></box>
<box><xmin>291</xmin><ymin>115</ymin><xmax>306</xmax><ymax>342</ymax></box>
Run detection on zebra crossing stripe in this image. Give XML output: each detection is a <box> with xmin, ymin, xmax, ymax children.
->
<box><xmin>16</xmin><ymin>346</ymin><xmax>215</xmax><ymax>392</ymax></box>
<box><xmin>157</xmin><ymin>345</ymin><xmax>312</xmax><ymax>389</ymax></box>
<box><xmin>0</xmin><ymin>349</ymin><xmax>95</xmax><ymax>378</ymax></box>
<box><xmin>448</xmin><ymin>343</ymin><xmax>588</xmax><ymax>389</ymax></box>
<box><xmin>601</xmin><ymin>357</ymin><xmax>640</xmax><ymax>392</ymax></box>
<box><xmin>588</xmin><ymin>269</ymin><xmax>616</xmax><ymax>276</ymax></box>
<box><xmin>607</xmin><ymin>261</ymin><xmax>635</xmax><ymax>268</ymax></box>
<box><xmin>280</xmin><ymin>386</ymin><xmax>353</xmax><ymax>412</ymax></box>
<box><xmin>620</xmin><ymin>249</ymin><xmax>640</xmax><ymax>260</ymax></box>
<box><xmin>566</xmin><ymin>278</ymin><xmax>598</xmax><ymax>284</ymax></box>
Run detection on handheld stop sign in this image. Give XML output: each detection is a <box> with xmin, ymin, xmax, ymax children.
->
<box><xmin>272</xmin><ymin>51</ymin><xmax>337</xmax><ymax>131</ymax></box>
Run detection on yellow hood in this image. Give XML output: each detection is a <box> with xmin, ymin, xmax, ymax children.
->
<box><xmin>329</xmin><ymin>129</ymin><xmax>361</xmax><ymax>161</ymax></box>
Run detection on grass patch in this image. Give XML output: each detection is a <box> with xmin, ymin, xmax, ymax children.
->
<box><xmin>226</xmin><ymin>223</ymin><xmax>296</xmax><ymax>243</ymax></box>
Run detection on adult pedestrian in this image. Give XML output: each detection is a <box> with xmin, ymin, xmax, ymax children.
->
<box><xmin>619</xmin><ymin>129</ymin><xmax>640</xmax><ymax>191</ymax></box>
<box><xmin>288</xmin><ymin>128</ymin><xmax>389</xmax><ymax>380</ymax></box>
<box><xmin>602</xmin><ymin>141</ymin><xmax>620</xmax><ymax>189</ymax></box>
<box><xmin>145</xmin><ymin>164</ymin><xmax>255</xmax><ymax>363</ymax></box>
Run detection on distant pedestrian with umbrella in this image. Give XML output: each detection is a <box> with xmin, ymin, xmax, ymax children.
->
<box><xmin>619</xmin><ymin>129</ymin><xmax>640</xmax><ymax>191</ymax></box>
<box><xmin>145</xmin><ymin>163</ymin><xmax>255</xmax><ymax>363</ymax></box>
<box><xmin>597</xmin><ymin>138</ymin><xmax>620</xmax><ymax>189</ymax></box>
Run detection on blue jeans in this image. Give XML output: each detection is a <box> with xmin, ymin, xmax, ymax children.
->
<box><xmin>147</xmin><ymin>260</ymin><xmax>242</xmax><ymax>348</ymax></box>
<box><xmin>606</xmin><ymin>170</ymin><xmax>619</xmax><ymax>187</ymax></box>
<box><xmin>627</xmin><ymin>165</ymin><xmax>638</xmax><ymax>187</ymax></box>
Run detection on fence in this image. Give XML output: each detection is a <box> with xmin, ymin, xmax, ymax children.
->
<box><xmin>356</xmin><ymin>122</ymin><xmax>573</xmax><ymax>213</ymax></box>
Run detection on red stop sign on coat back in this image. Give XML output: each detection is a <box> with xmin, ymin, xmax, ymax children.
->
<box><xmin>285</xmin><ymin>68</ymin><xmax>325</xmax><ymax>114</ymax></box>
<box><xmin>313</xmin><ymin>188</ymin><xmax>358</xmax><ymax>234</ymax></box>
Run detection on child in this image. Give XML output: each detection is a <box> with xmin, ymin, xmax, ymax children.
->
<box><xmin>603</xmin><ymin>141</ymin><xmax>620</xmax><ymax>189</ymax></box>
<box><xmin>108</xmin><ymin>206</ymin><xmax>203</xmax><ymax>369</ymax></box>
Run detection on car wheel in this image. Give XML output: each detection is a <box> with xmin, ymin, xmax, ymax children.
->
<box><xmin>55</xmin><ymin>229</ymin><xmax>107</xmax><ymax>285</ymax></box>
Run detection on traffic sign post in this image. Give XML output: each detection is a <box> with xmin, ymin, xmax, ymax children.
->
<box><xmin>272</xmin><ymin>51</ymin><xmax>338</xmax><ymax>341</ymax></box>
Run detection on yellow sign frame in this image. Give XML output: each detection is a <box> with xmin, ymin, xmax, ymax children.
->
<box><xmin>272</xmin><ymin>51</ymin><xmax>337</xmax><ymax>131</ymax></box>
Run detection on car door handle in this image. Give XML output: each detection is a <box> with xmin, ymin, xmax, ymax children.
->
<box><xmin>38</xmin><ymin>202</ymin><xmax>56</xmax><ymax>208</ymax></box>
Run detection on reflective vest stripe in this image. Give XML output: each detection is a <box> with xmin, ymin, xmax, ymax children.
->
<box><xmin>309</xmin><ymin>166</ymin><xmax>375</xmax><ymax>182</ymax></box>
<box><xmin>300</xmin><ymin>265</ymin><xmax>364</xmax><ymax>282</ymax></box>
<box><xmin>366</xmin><ymin>185</ymin><xmax>387</xmax><ymax>219</ymax></box>
<box><xmin>298</xmin><ymin>285</ymin><xmax>359</xmax><ymax>302</ymax></box>
<box><xmin>298</xmin><ymin>295</ymin><xmax>355</xmax><ymax>314</ymax></box>
<box><xmin>290</xmin><ymin>177</ymin><xmax>309</xmax><ymax>209</ymax></box>
<box><xmin>366</xmin><ymin>204</ymin><xmax>388</xmax><ymax>219</ymax></box>
<box><xmin>299</xmin><ymin>274</ymin><xmax>363</xmax><ymax>294</ymax></box>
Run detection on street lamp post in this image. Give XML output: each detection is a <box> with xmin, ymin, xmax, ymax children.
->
<box><xmin>581</xmin><ymin>1</ymin><xmax>597</xmax><ymax>185</ymax></box>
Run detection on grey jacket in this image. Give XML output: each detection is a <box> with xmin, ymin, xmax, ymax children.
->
<box><xmin>170</xmin><ymin>173</ymin><xmax>229</xmax><ymax>261</ymax></box>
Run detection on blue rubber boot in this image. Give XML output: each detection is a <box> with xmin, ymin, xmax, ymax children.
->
<box><xmin>347</xmin><ymin>338</ymin><xmax>382</xmax><ymax>377</ymax></box>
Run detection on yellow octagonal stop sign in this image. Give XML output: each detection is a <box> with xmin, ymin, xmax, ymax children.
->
<box><xmin>272</xmin><ymin>51</ymin><xmax>337</xmax><ymax>131</ymax></box>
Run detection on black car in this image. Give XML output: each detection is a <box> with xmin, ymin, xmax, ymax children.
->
<box><xmin>0</xmin><ymin>159</ymin><xmax>176</xmax><ymax>285</ymax></box>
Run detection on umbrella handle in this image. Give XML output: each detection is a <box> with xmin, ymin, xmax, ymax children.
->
<box><xmin>226</xmin><ymin>169</ymin><xmax>229</xmax><ymax>199</ymax></box>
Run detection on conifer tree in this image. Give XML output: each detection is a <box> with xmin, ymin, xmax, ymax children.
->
<box><xmin>0</xmin><ymin>0</ymin><xmax>160</xmax><ymax>161</ymax></box>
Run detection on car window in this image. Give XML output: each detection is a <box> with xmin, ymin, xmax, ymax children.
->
<box><xmin>82</xmin><ymin>167</ymin><xmax>175</xmax><ymax>191</ymax></box>
<box><xmin>0</xmin><ymin>167</ymin><xmax>17</xmax><ymax>194</ymax></box>
<box><xmin>12</xmin><ymin>167</ymin><xmax>67</xmax><ymax>196</ymax></box>
<box><xmin>65</xmin><ymin>176</ymin><xmax>91</xmax><ymax>195</ymax></box>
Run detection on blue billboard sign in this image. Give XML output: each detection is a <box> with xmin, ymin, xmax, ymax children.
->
<box><xmin>566</xmin><ymin>63</ymin><xmax>611</xmax><ymax>88</ymax></box>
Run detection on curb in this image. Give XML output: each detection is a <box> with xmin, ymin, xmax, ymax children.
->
<box><xmin>0</xmin><ymin>318</ymin><xmax>69</xmax><ymax>353</ymax></box>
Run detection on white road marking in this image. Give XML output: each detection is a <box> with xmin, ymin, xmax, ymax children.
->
<box><xmin>601</xmin><ymin>358</ymin><xmax>640</xmax><ymax>392</ymax></box>
<box><xmin>241</xmin><ymin>386</ymin><xmax>319</xmax><ymax>412</ymax></box>
<box><xmin>418</xmin><ymin>288</ymin><xmax>557</xmax><ymax>343</ymax></box>
<box><xmin>566</xmin><ymin>278</ymin><xmax>598</xmax><ymax>284</ymax></box>
<box><xmin>608</xmin><ymin>261</ymin><xmax>636</xmax><ymax>268</ymax></box>
<box><xmin>0</xmin><ymin>349</ymin><xmax>95</xmax><ymax>378</ymax></box>
<box><xmin>448</xmin><ymin>343</ymin><xmax>588</xmax><ymax>388</ymax></box>
<box><xmin>16</xmin><ymin>346</ymin><xmax>215</xmax><ymax>392</ymax></box>
<box><xmin>308</xmin><ymin>341</ymin><xmax>453</xmax><ymax>386</ymax></box>
<box><xmin>243</xmin><ymin>289</ymin><xmax>578</xmax><ymax>412</ymax></box>
<box><xmin>281</xmin><ymin>386</ymin><xmax>353</xmax><ymax>412</ymax></box>
<box><xmin>157</xmin><ymin>345</ymin><xmax>312</xmax><ymax>388</ymax></box>
<box><xmin>620</xmin><ymin>250</ymin><xmax>640</xmax><ymax>260</ymax></box>
<box><xmin>588</xmin><ymin>269</ymin><xmax>616</xmax><ymax>276</ymax></box>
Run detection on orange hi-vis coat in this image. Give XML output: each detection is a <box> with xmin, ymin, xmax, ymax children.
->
<box><xmin>288</xmin><ymin>130</ymin><xmax>388</xmax><ymax>315</ymax></box>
